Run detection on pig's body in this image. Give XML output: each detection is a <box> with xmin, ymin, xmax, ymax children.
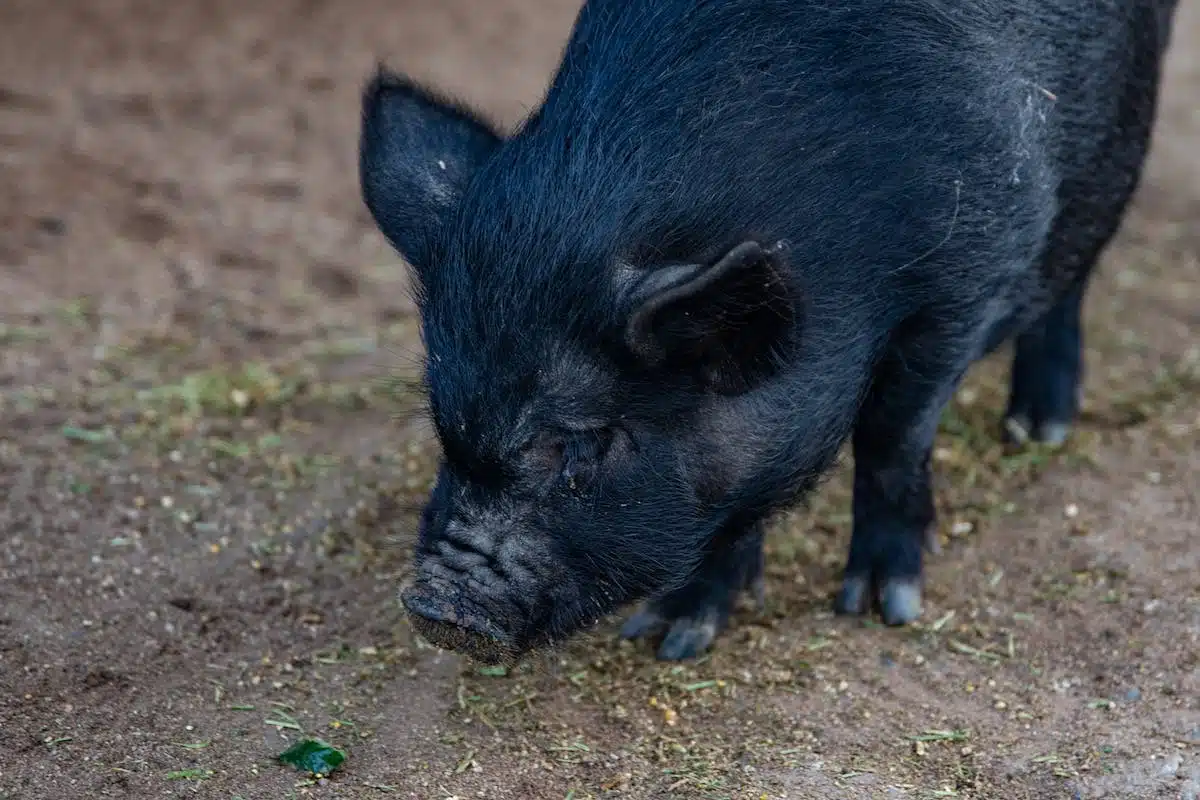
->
<box><xmin>360</xmin><ymin>0</ymin><xmax>1179</xmax><ymax>662</ymax></box>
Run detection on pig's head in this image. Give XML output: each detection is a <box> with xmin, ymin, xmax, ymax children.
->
<box><xmin>358</xmin><ymin>70</ymin><xmax>799</xmax><ymax>664</ymax></box>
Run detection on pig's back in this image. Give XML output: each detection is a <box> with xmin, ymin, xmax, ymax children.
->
<box><xmin>540</xmin><ymin>0</ymin><xmax>1174</xmax><ymax>166</ymax></box>
<box><xmin>462</xmin><ymin>0</ymin><xmax>1174</xmax><ymax>319</ymax></box>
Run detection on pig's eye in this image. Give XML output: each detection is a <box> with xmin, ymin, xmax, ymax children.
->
<box><xmin>559</xmin><ymin>428</ymin><xmax>615</xmax><ymax>491</ymax></box>
<box><xmin>522</xmin><ymin>427</ymin><xmax>625</xmax><ymax>492</ymax></box>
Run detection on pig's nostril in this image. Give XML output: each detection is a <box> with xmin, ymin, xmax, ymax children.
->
<box><xmin>400</xmin><ymin>584</ymin><xmax>517</xmax><ymax>666</ymax></box>
<box><xmin>399</xmin><ymin>583</ymin><xmax>455</xmax><ymax>622</ymax></box>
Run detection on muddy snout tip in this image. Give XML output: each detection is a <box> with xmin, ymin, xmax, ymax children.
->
<box><xmin>400</xmin><ymin>583</ymin><xmax>518</xmax><ymax>666</ymax></box>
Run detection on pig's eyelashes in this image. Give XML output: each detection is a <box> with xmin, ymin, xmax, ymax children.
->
<box><xmin>518</xmin><ymin>427</ymin><xmax>627</xmax><ymax>492</ymax></box>
<box><xmin>513</xmin><ymin>427</ymin><xmax>618</xmax><ymax>492</ymax></box>
<box><xmin>559</xmin><ymin>428</ymin><xmax>616</xmax><ymax>491</ymax></box>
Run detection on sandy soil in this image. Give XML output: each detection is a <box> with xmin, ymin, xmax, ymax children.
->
<box><xmin>1</xmin><ymin>1</ymin><xmax>1197</xmax><ymax>798</ymax></box>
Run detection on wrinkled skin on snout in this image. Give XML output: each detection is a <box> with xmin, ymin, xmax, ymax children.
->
<box><xmin>402</xmin><ymin>428</ymin><xmax>719</xmax><ymax>665</ymax></box>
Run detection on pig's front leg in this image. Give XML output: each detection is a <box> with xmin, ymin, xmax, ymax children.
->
<box><xmin>619</xmin><ymin>523</ymin><xmax>764</xmax><ymax>661</ymax></box>
<box><xmin>835</xmin><ymin>324</ymin><xmax>973</xmax><ymax>625</ymax></box>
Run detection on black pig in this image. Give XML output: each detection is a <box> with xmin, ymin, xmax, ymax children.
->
<box><xmin>359</xmin><ymin>0</ymin><xmax>1179</xmax><ymax>663</ymax></box>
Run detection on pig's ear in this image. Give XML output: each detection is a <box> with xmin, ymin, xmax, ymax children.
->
<box><xmin>622</xmin><ymin>240</ymin><xmax>796</xmax><ymax>393</ymax></box>
<box><xmin>359</xmin><ymin>67</ymin><xmax>503</xmax><ymax>274</ymax></box>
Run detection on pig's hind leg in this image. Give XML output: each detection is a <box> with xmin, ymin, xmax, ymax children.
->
<box><xmin>1002</xmin><ymin>281</ymin><xmax>1087</xmax><ymax>447</ymax></box>
<box><xmin>619</xmin><ymin>524</ymin><xmax>765</xmax><ymax>661</ymax></box>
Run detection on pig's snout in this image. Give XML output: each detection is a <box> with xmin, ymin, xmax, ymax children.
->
<box><xmin>401</xmin><ymin>581</ymin><xmax>519</xmax><ymax>666</ymax></box>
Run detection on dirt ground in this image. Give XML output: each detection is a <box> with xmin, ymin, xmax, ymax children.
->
<box><xmin>1</xmin><ymin>1</ymin><xmax>1197</xmax><ymax>798</ymax></box>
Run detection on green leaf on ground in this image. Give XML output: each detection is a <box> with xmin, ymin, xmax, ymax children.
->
<box><xmin>277</xmin><ymin>738</ymin><xmax>346</xmax><ymax>777</ymax></box>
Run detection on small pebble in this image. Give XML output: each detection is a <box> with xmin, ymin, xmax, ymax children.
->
<box><xmin>36</xmin><ymin>216</ymin><xmax>67</xmax><ymax>235</ymax></box>
<box><xmin>1158</xmin><ymin>753</ymin><xmax>1181</xmax><ymax>777</ymax></box>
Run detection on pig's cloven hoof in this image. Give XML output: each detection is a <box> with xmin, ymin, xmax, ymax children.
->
<box><xmin>401</xmin><ymin>585</ymin><xmax>517</xmax><ymax>666</ymax></box>
<box><xmin>619</xmin><ymin>576</ymin><xmax>765</xmax><ymax>661</ymax></box>
<box><xmin>834</xmin><ymin>575</ymin><xmax>923</xmax><ymax>626</ymax></box>
<box><xmin>1002</xmin><ymin>413</ymin><xmax>1072</xmax><ymax>448</ymax></box>
<box><xmin>619</xmin><ymin>604</ymin><xmax>726</xmax><ymax>661</ymax></box>
<box><xmin>619</xmin><ymin>576</ymin><xmax>763</xmax><ymax>661</ymax></box>
<box><xmin>619</xmin><ymin>535</ymin><xmax>766</xmax><ymax>661</ymax></box>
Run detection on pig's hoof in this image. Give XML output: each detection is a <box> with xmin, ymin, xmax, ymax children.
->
<box><xmin>833</xmin><ymin>575</ymin><xmax>923</xmax><ymax>625</ymax></box>
<box><xmin>658</xmin><ymin>612</ymin><xmax>722</xmax><ymax>661</ymax></box>
<box><xmin>620</xmin><ymin>530</ymin><xmax>764</xmax><ymax>660</ymax></box>
<box><xmin>1002</xmin><ymin>414</ymin><xmax>1033</xmax><ymax>446</ymax></box>
<box><xmin>879</xmin><ymin>578</ymin><xmax>922</xmax><ymax>625</ymax></box>
<box><xmin>1002</xmin><ymin>413</ymin><xmax>1071</xmax><ymax>448</ymax></box>
<box><xmin>618</xmin><ymin>606</ymin><xmax>668</xmax><ymax>641</ymax></box>
<box><xmin>833</xmin><ymin>575</ymin><xmax>871</xmax><ymax>616</ymax></box>
<box><xmin>619</xmin><ymin>603</ymin><xmax>726</xmax><ymax>661</ymax></box>
<box><xmin>1036</xmin><ymin>420</ymin><xmax>1071</xmax><ymax>447</ymax></box>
